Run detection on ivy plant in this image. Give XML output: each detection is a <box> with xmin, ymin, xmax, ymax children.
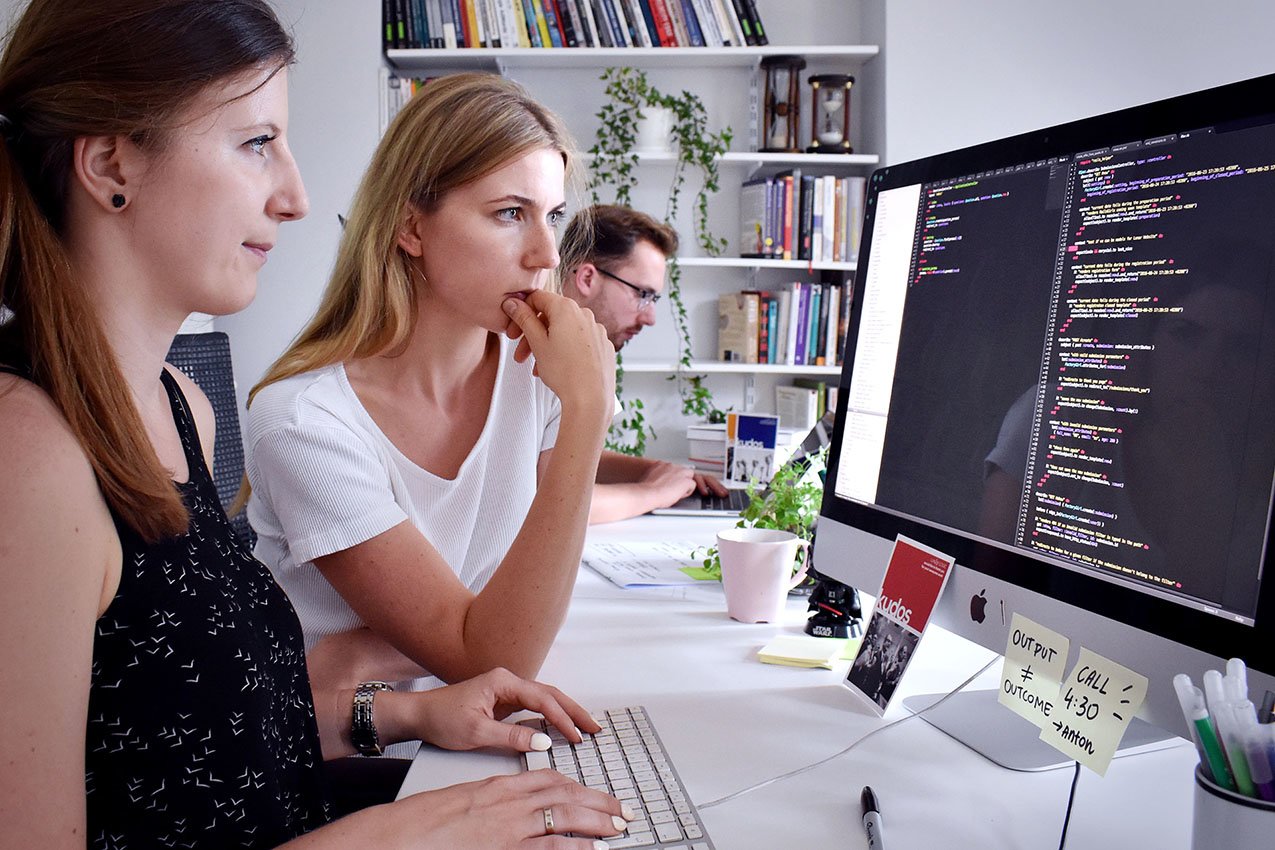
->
<box><xmin>694</xmin><ymin>447</ymin><xmax>828</xmax><ymax>580</ymax></box>
<box><xmin>589</xmin><ymin>66</ymin><xmax>733</xmax><ymax>453</ymax></box>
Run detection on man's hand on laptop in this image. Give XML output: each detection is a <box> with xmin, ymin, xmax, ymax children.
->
<box><xmin>639</xmin><ymin>460</ymin><xmax>699</xmax><ymax>507</ymax></box>
<box><xmin>693</xmin><ymin>471</ymin><xmax>728</xmax><ymax>498</ymax></box>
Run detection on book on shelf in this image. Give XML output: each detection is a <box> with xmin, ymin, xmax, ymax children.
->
<box><xmin>629</xmin><ymin>0</ymin><xmax>656</xmax><ymax>46</ymax></box>
<box><xmin>740</xmin><ymin>0</ymin><xmax>767</xmax><ymax>44</ymax></box>
<box><xmin>647</xmin><ymin>0</ymin><xmax>678</xmax><ymax>45</ymax></box>
<box><xmin>717</xmin><ymin>291</ymin><xmax>760</xmax><ymax>363</ymax></box>
<box><xmin>577</xmin><ymin>0</ymin><xmax>601</xmax><ymax>45</ymax></box>
<box><xmin>764</xmin><ymin>292</ymin><xmax>780</xmax><ymax>365</ymax></box>
<box><xmin>798</xmin><ymin>174</ymin><xmax>815</xmax><ymax>261</ymax></box>
<box><xmin>739</xmin><ymin>176</ymin><xmax>772</xmax><ymax>258</ymax></box>
<box><xmin>664</xmin><ymin>0</ymin><xmax>689</xmax><ymax>46</ymax></box>
<box><xmin>678</xmin><ymin>0</ymin><xmax>706</xmax><ymax>46</ymax></box>
<box><xmin>383</xmin><ymin>0</ymin><xmax>768</xmax><ymax>49</ymax></box>
<box><xmin>792</xmin><ymin>377</ymin><xmax>829</xmax><ymax>418</ymax></box>
<box><xmin>690</xmin><ymin>0</ymin><xmax>722</xmax><ymax>47</ymax></box>
<box><xmin>775</xmin><ymin>384</ymin><xmax>818</xmax><ymax>431</ymax></box>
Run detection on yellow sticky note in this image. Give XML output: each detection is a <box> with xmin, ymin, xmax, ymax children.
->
<box><xmin>999</xmin><ymin>613</ymin><xmax>1069</xmax><ymax>729</ymax></box>
<box><xmin>1039</xmin><ymin>647</ymin><xmax>1148</xmax><ymax>776</ymax></box>
<box><xmin>757</xmin><ymin>635</ymin><xmax>861</xmax><ymax>669</ymax></box>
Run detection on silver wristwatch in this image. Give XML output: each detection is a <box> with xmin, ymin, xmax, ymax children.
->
<box><xmin>351</xmin><ymin>681</ymin><xmax>393</xmax><ymax>756</ymax></box>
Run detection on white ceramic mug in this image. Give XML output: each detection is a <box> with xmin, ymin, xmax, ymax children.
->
<box><xmin>717</xmin><ymin>527</ymin><xmax>808</xmax><ymax>623</ymax></box>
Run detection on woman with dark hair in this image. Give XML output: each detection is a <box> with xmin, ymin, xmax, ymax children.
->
<box><xmin>0</xmin><ymin>1</ymin><xmax>627</xmax><ymax>847</ymax></box>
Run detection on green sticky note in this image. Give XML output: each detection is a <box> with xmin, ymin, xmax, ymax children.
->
<box><xmin>679</xmin><ymin>566</ymin><xmax>720</xmax><ymax>581</ymax></box>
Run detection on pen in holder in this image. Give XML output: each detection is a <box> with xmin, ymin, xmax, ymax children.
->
<box><xmin>1192</xmin><ymin>764</ymin><xmax>1275</xmax><ymax>850</ymax></box>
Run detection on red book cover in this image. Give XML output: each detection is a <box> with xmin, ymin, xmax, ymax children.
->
<box><xmin>647</xmin><ymin>0</ymin><xmax>679</xmax><ymax>45</ymax></box>
<box><xmin>458</xmin><ymin>0</ymin><xmax>475</xmax><ymax>45</ymax></box>
<box><xmin>756</xmin><ymin>291</ymin><xmax>771</xmax><ymax>364</ymax></box>
<box><xmin>844</xmin><ymin>536</ymin><xmax>955</xmax><ymax>713</ymax></box>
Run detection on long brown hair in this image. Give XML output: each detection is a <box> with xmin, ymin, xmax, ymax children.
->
<box><xmin>0</xmin><ymin>0</ymin><xmax>294</xmax><ymax>542</ymax></box>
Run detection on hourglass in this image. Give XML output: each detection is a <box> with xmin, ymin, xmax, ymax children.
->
<box><xmin>807</xmin><ymin>74</ymin><xmax>854</xmax><ymax>154</ymax></box>
<box><xmin>759</xmin><ymin>55</ymin><xmax>806</xmax><ymax>153</ymax></box>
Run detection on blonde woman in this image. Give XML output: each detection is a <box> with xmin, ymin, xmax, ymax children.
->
<box><xmin>244</xmin><ymin>75</ymin><xmax>615</xmax><ymax>710</ymax></box>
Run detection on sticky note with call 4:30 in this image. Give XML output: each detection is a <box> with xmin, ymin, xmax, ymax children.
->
<box><xmin>999</xmin><ymin>613</ymin><xmax>1069</xmax><ymax>730</ymax></box>
<box><xmin>1039</xmin><ymin>647</ymin><xmax>1148</xmax><ymax>776</ymax></box>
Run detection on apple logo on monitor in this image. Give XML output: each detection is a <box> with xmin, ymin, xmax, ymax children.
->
<box><xmin>970</xmin><ymin>590</ymin><xmax>988</xmax><ymax>623</ymax></box>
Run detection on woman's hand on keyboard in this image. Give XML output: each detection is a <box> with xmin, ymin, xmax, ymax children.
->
<box><xmin>385</xmin><ymin>769</ymin><xmax>630</xmax><ymax>849</ymax></box>
<box><xmin>397</xmin><ymin>667</ymin><xmax>602</xmax><ymax>753</ymax></box>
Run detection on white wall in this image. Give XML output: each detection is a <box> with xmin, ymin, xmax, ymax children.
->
<box><xmin>882</xmin><ymin>0</ymin><xmax>1275</xmax><ymax>165</ymax></box>
<box><xmin>218</xmin><ymin>0</ymin><xmax>385</xmax><ymax>405</ymax></box>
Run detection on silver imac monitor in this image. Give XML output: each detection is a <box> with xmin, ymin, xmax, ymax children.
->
<box><xmin>813</xmin><ymin>72</ymin><xmax>1275</xmax><ymax>770</ymax></box>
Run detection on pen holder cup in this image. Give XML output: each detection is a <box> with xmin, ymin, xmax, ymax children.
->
<box><xmin>717</xmin><ymin>528</ymin><xmax>808</xmax><ymax>624</ymax></box>
<box><xmin>1192</xmin><ymin>764</ymin><xmax>1275</xmax><ymax>849</ymax></box>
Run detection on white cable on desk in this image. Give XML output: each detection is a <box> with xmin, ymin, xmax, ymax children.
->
<box><xmin>698</xmin><ymin>655</ymin><xmax>1001</xmax><ymax>809</ymax></box>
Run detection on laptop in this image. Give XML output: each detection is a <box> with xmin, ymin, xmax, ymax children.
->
<box><xmin>652</xmin><ymin>410</ymin><xmax>836</xmax><ymax>517</ymax></box>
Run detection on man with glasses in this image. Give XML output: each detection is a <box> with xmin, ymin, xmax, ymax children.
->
<box><xmin>561</xmin><ymin>204</ymin><xmax>728</xmax><ymax>523</ymax></box>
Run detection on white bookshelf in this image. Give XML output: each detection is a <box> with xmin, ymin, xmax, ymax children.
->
<box><xmin>379</xmin><ymin>2</ymin><xmax>881</xmax><ymax>461</ymax></box>
<box><xmin>582</xmin><ymin>151</ymin><xmax>880</xmax><ymax>167</ymax></box>
<box><xmin>676</xmin><ymin>256</ymin><xmax>856</xmax><ymax>272</ymax></box>
<box><xmin>622</xmin><ymin>360</ymin><xmax>842</xmax><ymax>375</ymax></box>
<box><xmin>385</xmin><ymin>44</ymin><xmax>879</xmax><ymax>72</ymax></box>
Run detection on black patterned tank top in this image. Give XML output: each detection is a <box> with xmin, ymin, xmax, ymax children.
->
<box><xmin>85</xmin><ymin>370</ymin><xmax>330</xmax><ymax>849</ymax></box>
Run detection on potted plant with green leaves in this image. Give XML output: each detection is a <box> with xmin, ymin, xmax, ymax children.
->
<box><xmin>588</xmin><ymin>66</ymin><xmax>733</xmax><ymax>455</ymax></box>
<box><xmin>695</xmin><ymin>446</ymin><xmax>829</xmax><ymax>581</ymax></box>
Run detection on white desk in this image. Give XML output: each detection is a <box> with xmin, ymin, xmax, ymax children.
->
<box><xmin>400</xmin><ymin>515</ymin><xmax>1198</xmax><ymax>849</ymax></box>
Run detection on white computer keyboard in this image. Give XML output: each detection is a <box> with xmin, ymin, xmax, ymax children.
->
<box><xmin>521</xmin><ymin>706</ymin><xmax>716</xmax><ymax>849</ymax></box>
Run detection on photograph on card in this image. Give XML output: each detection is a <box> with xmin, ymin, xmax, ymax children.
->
<box><xmin>725</xmin><ymin>412</ymin><xmax>780</xmax><ymax>486</ymax></box>
<box><xmin>844</xmin><ymin>536</ymin><xmax>955</xmax><ymax>714</ymax></box>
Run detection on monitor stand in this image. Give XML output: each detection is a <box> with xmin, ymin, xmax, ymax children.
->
<box><xmin>902</xmin><ymin>690</ymin><xmax>1182</xmax><ymax>772</ymax></box>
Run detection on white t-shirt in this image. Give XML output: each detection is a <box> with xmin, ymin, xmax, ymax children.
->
<box><xmin>245</xmin><ymin>335</ymin><xmax>561</xmax><ymax>694</ymax></box>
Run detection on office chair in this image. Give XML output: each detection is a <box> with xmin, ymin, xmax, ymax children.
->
<box><xmin>165</xmin><ymin>331</ymin><xmax>255</xmax><ymax>550</ymax></box>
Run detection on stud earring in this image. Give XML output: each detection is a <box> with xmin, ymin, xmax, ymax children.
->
<box><xmin>111</xmin><ymin>194</ymin><xmax>125</xmax><ymax>209</ymax></box>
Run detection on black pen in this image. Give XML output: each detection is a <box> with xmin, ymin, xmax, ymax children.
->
<box><xmin>861</xmin><ymin>785</ymin><xmax>885</xmax><ymax>849</ymax></box>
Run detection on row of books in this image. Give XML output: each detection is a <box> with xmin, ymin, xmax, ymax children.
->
<box><xmin>717</xmin><ymin>281</ymin><xmax>852</xmax><ymax>368</ymax></box>
<box><xmin>739</xmin><ymin>173</ymin><xmax>867</xmax><ymax>265</ymax></box>
<box><xmin>382</xmin><ymin>0</ymin><xmax>769</xmax><ymax>51</ymax></box>
<box><xmin>775</xmin><ymin>378</ymin><xmax>839</xmax><ymax>431</ymax></box>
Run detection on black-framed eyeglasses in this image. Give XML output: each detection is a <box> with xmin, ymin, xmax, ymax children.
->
<box><xmin>596</xmin><ymin>267</ymin><xmax>662</xmax><ymax>308</ymax></box>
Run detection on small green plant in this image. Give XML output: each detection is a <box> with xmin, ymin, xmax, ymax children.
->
<box><xmin>695</xmin><ymin>447</ymin><xmax>828</xmax><ymax>580</ymax></box>
<box><xmin>589</xmin><ymin>66</ymin><xmax>733</xmax><ymax>450</ymax></box>
<box><xmin>607</xmin><ymin>353</ymin><xmax>650</xmax><ymax>457</ymax></box>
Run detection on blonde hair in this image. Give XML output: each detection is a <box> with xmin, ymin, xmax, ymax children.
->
<box><xmin>238</xmin><ymin>73</ymin><xmax>581</xmax><ymax>508</ymax></box>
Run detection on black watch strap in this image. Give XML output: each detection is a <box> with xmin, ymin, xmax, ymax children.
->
<box><xmin>351</xmin><ymin>681</ymin><xmax>393</xmax><ymax>756</ymax></box>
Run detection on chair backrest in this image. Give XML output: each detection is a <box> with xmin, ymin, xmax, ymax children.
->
<box><xmin>164</xmin><ymin>332</ymin><xmax>255</xmax><ymax>549</ymax></box>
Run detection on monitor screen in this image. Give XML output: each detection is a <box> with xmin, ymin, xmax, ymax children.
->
<box><xmin>815</xmin><ymin>72</ymin><xmax>1275</xmax><ymax>741</ymax></box>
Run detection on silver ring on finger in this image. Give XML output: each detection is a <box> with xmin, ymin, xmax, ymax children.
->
<box><xmin>542</xmin><ymin>807</ymin><xmax>555</xmax><ymax>835</ymax></box>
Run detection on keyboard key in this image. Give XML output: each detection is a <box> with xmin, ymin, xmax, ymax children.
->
<box><xmin>524</xmin><ymin>750</ymin><xmax>551</xmax><ymax>771</ymax></box>
<box><xmin>655</xmin><ymin>822</ymin><xmax>684</xmax><ymax>842</ymax></box>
